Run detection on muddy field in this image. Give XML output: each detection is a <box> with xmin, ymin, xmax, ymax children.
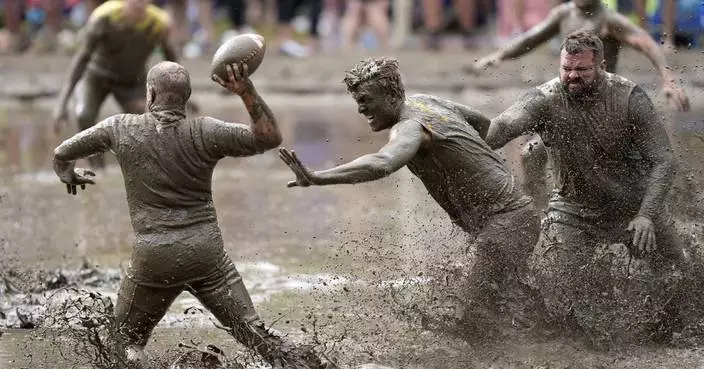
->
<box><xmin>0</xmin><ymin>48</ymin><xmax>703</xmax><ymax>368</ymax></box>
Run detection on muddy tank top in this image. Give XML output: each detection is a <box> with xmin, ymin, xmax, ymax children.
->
<box><xmin>536</xmin><ymin>73</ymin><xmax>646</xmax><ymax>215</ymax></box>
<box><xmin>85</xmin><ymin>0</ymin><xmax>170</xmax><ymax>83</ymax></box>
<box><xmin>405</xmin><ymin>94</ymin><xmax>531</xmax><ymax>234</ymax></box>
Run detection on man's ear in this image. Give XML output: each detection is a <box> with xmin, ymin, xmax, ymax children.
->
<box><xmin>600</xmin><ymin>59</ymin><xmax>606</xmax><ymax>71</ymax></box>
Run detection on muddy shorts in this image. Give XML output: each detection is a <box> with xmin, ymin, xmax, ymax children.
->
<box><xmin>528</xmin><ymin>206</ymin><xmax>689</xmax><ymax>341</ymax></box>
<box><xmin>114</xmin><ymin>222</ymin><xmax>259</xmax><ymax>347</ymax></box>
<box><xmin>74</xmin><ymin>73</ymin><xmax>145</xmax><ymax>130</ymax></box>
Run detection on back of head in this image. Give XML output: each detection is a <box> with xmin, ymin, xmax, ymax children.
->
<box><xmin>147</xmin><ymin>61</ymin><xmax>191</xmax><ymax>112</ymax></box>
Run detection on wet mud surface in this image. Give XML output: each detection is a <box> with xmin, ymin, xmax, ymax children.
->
<box><xmin>0</xmin><ymin>49</ymin><xmax>703</xmax><ymax>368</ymax></box>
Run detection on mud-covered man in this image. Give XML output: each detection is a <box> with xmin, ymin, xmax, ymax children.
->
<box><xmin>486</xmin><ymin>31</ymin><xmax>690</xmax><ymax>341</ymax></box>
<box><xmin>278</xmin><ymin>57</ymin><xmax>540</xmax><ymax>333</ymax></box>
<box><xmin>52</xmin><ymin>61</ymin><xmax>328</xmax><ymax>369</ymax></box>
<box><xmin>53</xmin><ymin>0</ymin><xmax>197</xmax><ymax>169</ymax></box>
<box><xmin>473</xmin><ymin>0</ymin><xmax>689</xmax><ymax>206</ymax></box>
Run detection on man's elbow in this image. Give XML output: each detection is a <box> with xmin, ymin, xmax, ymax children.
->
<box><xmin>255</xmin><ymin>132</ymin><xmax>283</xmax><ymax>151</ymax></box>
<box><xmin>53</xmin><ymin>146</ymin><xmax>69</xmax><ymax>162</ymax></box>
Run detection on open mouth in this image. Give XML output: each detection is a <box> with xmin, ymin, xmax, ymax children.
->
<box><xmin>365</xmin><ymin>115</ymin><xmax>374</xmax><ymax>124</ymax></box>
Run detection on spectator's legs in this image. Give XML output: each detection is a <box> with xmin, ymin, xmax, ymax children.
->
<box><xmin>364</xmin><ymin>0</ymin><xmax>390</xmax><ymax>50</ymax></box>
<box><xmin>1</xmin><ymin>0</ymin><xmax>22</xmax><ymax>53</ymax></box>
<box><xmin>662</xmin><ymin>0</ymin><xmax>676</xmax><ymax>50</ymax></box>
<box><xmin>420</xmin><ymin>0</ymin><xmax>443</xmax><ymax>50</ymax></box>
<box><xmin>341</xmin><ymin>0</ymin><xmax>363</xmax><ymax>52</ymax></box>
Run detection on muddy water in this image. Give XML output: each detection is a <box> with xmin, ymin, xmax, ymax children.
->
<box><xmin>0</xmin><ymin>91</ymin><xmax>703</xmax><ymax>369</ymax></box>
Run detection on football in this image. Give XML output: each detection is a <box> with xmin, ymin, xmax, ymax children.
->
<box><xmin>210</xmin><ymin>33</ymin><xmax>267</xmax><ymax>81</ymax></box>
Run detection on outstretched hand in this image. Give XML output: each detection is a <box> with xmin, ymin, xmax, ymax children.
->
<box><xmin>662</xmin><ymin>82</ymin><xmax>690</xmax><ymax>112</ymax></box>
<box><xmin>59</xmin><ymin>167</ymin><xmax>96</xmax><ymax>195</ymax></box>
<box><xmin>626</xmin><ymin>215</ymin><xmax>657</xmax><ymax>257</ymax></box>
<box><xmin>211</xmin><ymin>63</ymin><xmax>253</xmax><ymax>96</ymax></box>
<box><xmin>278</xmin><ymin>148</ymin><xmax>316</xmax><ymax>188</ymax></box>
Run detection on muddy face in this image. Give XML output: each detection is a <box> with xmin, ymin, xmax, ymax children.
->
<box><xmin>350</xmin><ymin>81</ymin><xmax>402</xmax><ymax>132</ymax></box>
<box><xmin>559</xmin><ymin>49</ymin><xmax>604</xmax><ymax>98</ymax></box>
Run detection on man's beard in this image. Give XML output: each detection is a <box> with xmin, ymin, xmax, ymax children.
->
<box><xmin>562</xmin><ymin>78</ymin><xmax>599</xmax><ymax>99</ymax></box>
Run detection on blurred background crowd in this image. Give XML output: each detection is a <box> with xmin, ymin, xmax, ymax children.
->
<box><xmin>0</xmin><ymin>0</ymin><xmax>701</xmax><ymax>58</ymax></box>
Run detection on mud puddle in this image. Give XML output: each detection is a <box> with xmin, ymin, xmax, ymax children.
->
<box><xmin>0</xmin><ymin>96</ymin><xmax>703</xmax><ymax>368</ymax></box>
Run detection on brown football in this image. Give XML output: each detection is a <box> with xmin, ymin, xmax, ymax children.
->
<box><xmin>210</xmin><ymin>33</ymin><xmax>267</xmax><ymax>81</ymax></box>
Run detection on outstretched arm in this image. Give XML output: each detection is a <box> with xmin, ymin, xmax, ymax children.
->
<box><xmin>486</xmin><ymin>88</ymin><xmax>546</xmax><ymax>149</ymax></box>
<box><xmin>474</xmin><ymin>5</ymin><xmax>565</xmax><ymax>70</ymax></box>
<box><xmin>209</xmin><ymin>63</ymin><xmax>282</xmax><ymax>157</ymax></box>
<box><xmin>53</xmin><ymin>18</ymin><xmax>102</xmax><ymax>131</ymax></box>
<box><xmin>608</xmin><ymin>12</ymin><xmax>690</xmax><ymax>111</ymax></box>
<box><xmin>53</xmin><ymin>117</ymin><xmax>117</xmax><ymax>194</ymax></box>
<box><xmin>279</xmin><ymin>119</ymin><xmax>425</xmax><ymax>187</ymax></box>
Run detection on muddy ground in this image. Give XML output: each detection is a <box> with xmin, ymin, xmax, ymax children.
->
<box><xmin>0</xmin><ymin>48</ymin><xmax>703</xmax><ymax>368</ymax></box>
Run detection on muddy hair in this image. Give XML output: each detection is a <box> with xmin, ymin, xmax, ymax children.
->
<box><xmin>343</xmin><ymin>57</ymin><xmax>405</xmax><ymax>100</ymax></box>
<box><xmin>560</xmin><ymin>30</ymin><xmax>605</xmax><ymax>63</ymax></box>
<box><xmin>146</xmin><ymin>61</ymin><xmax>192</xmax><ymax>111</ymax></box>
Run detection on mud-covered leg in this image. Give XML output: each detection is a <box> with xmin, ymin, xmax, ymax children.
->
<box><xmin>528</xmin><ymin>219</ymin><xmax>598</xmax><ymax>333</ymax></box>
<box><xmin>190</xmin><ymin>257</ymin><xmax>327</xmax><ymax>369</ymax></box>
<box><xmin>461</xmin><ymin>205</ymin><xmax>541</xmax><ymax>337</ymax></box>
<box><xmin>520</xmin><ymin>135</ymin><xmax>549</xmax><ymax>210</ymax></box>
<box><xmin>113</xmin><ymin>276</ymin><xmax>183</xmax><ymax>369</ymax></box>
<box><xmin>74</xmin><ymin>74</ymin><xmax>110</xmax><ymax>169</ymax></box>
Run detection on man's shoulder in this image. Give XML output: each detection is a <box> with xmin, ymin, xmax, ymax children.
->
<box><xmin>531</xmin><ymin>78</ymin><xmax>560</xmax><ymax>102</ymax></box>
<box><xmin>87</xmin><ymin>0</ymin><xmax>123</xmax><ymax>24</ymax></box>
<box><xmin>605</xmin><ymin>72</ymin><xmax>637</xmax><ymax>89</ymax></box>
<box><xmin>146</xmin><ymin>4</ymin><xmax>171</xmax><ymax>30</ymax></box>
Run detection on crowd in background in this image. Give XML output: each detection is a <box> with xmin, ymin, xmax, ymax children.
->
<box><xmin>0</xmin><ymin>0</ymin><xmax>696</xmax><ymax>58</ymax></box>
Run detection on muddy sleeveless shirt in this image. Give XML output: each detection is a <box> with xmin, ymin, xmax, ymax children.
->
<box><xmin>405</xmin><ymin>94</ymin><xmax>531</xmax><ymax>234</ymax></box>
<box><xmin>84</xmin><ymin>0</ymin><xmax>170</xmax><ymax>83</ymax></box>
<box><xmin>533</xmin><ymin>74</ymin><xmax>663</xmax><ymax>220</ymax></box>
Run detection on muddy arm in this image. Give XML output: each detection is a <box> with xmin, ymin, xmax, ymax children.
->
<box><xmin>608</xmin><ymin>13</ymin><xmax>671</xmax><ymax>84</ymax></box>
<box><xmin>493</xmin><ymin>5</ymin><xmax>564</xmax><ymax>61</ymax></box>
<box><xmin>451</xmin><ymin>102</ymin><xmax>491</xmax><ymax>139</ymax></box>
<box><xmin>56</xmin><ymin>19</ymin><xmax>102</xmax><ymax>112</ymax></box>
<box><xmin>628</xmin><ymin>87</ymin><xmax>677</xmax><ymax>220</ymax></box>
<box><xmin>53</xmin><ymin>117</ymin><xmax>116</xmax><ymax>174</ymax></box>
<box><xmin>203</xmin><ymin>86</ymin><xmax>281</xmax><ymax>157</ymax></box>
<box><xmin>608</xmin><ymin>12</ymin><xmax>690</xmax><ymax>111</ymax></box>
<box><xmin>159</xmin><ymin>21</ymin><xmax>180</xmax><ymax>62</ymax></box>
<box><xmin>486</xmin><ymin>89</ymin><xmax>546</xmax><ymax>149</ymax></box>
<box><xmin>312</xmin><ymin>120</ymin><xmax>424</xmax><ymax>185</ymax></box>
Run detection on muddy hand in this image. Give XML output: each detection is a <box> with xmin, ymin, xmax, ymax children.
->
<box><xmin>61</xmin><ymin>168</ymin><xmax>97</xmax><ymax>195</ymax></box>
<box><xmin>278</xmin><ymin>148</ymin><xmax>315</xmax><ymax>187</ymax></box>
<box><xmin>211</xmin><ymin>63</ymin><xmax>252</xmax><ymax>95</ymax></box>
<box><xmin>662</xmin><ymin>83</ymin><xmax>690</xmax><ymax>112</ymax></box>
<box><xmin>626</xmin><ymin>215</ymin><xmax>657</xmax><ymax>257</ymax></box>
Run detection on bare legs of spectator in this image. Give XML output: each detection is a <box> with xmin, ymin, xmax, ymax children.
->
<box><xmin>319</xmin><ymin>0</ymin><xmax>342</xmax><ymax>53</ymax></box>
<box><xmin>420</xmin><ymin>0</ymin><xmax>444</xmax><ymax>50</ymax></box>
<box><xmin>454</xmin><ymin>0</ymin><xmax>476</xmax><ymax>48</ymax></box>
<box><xmin>1</xmin><ymin>0</ymin><xmax>22</xmax><ymax>53</ymax></box>
<box><xmin>341</xmin><ymin>0</ymin><xmax>363</xmax><ymax>52</ymax></box>
<box><xmin>662</xmin><ymin>0</ymin><xmax>676</xmax><ymax>51</ymax></box>
<box><xmin>390</xmin><ymin>0</ymin><xmax>412</xmax><ymax>49</ymax></box>
<box><xmin>366</xmin><ymin>0</ymin><xmax>390</xmax><ymax>51</ymax></box>
<box><xmin>276</xmin><ymin>0</ymin><xmax>310</xmax><ymax>58</ymax></box>
<box><xmin>342</xmin><ymin>0</ymin><xmax>389</xmax><ymax>52</ymax></box>
<box><xmin>196</xmin><ymin>0</ymin><xmax>216</xmax><ymax>51</ymax></box>
<box><xmin>31</xmin><ymin>0</ymin><xmax>62</xmax><ymax>53</ymax></box>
